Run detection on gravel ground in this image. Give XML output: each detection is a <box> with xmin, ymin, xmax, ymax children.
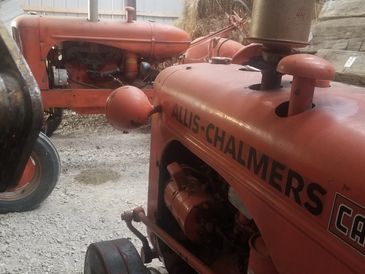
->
<box><xmin>0</xmin><ymin>112</ymin><xmax>154</xmax><ymax>274</ymax></box>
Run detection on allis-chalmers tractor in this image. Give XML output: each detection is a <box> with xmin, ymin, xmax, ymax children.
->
<box><xmin>0</xmin><ymin>21</ymin><xmax>59</xmax><ymax>213</ymax></box>
<box><xmin>84</xmin><ymin>0</ymin><xmax>365</xmax><ymax>273</ymax></box>
<box><xmin>11</xmin><ymin>3</ymin><xmax>190</xmax><ymax>135</ymax></box>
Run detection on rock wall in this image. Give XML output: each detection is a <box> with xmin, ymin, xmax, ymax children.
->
<box><xmin>308</xmin><ymin>0</ymin><xmax>365</xmax><ymax>86</ymax></box>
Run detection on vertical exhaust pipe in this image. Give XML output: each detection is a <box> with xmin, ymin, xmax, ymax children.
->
<box><xmin>125</xmin><ymin>0</ymin><xmax>137</xmax><ymax>21</ymax></box>
<box><xmin>88</xmin><ymin>0</ymin><xmax>99</xmax><ymax>22</ymax></box>
<box><xmin>126</xmin><ymin>7</ymin><xmax>135</xmax><ymax>23</ymax></box>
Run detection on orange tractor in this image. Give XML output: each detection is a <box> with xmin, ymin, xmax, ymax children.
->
<box><xmin>0</xmin><ymin>21</ymin><xmax>59</xmax><ymax>213</ymax></box>
<box><xmin>11</xmin><ymin>1</ymin><xmax>190</xmax><ymax>135</ymax></box>
<box><xmin>84</xmin><ymin>0</ymin><xmax>365</xmax><ymax>273</ymax></box>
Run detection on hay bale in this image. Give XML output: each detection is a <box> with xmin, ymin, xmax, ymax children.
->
<box><xmin>176</xmin><ymin>0</ymin><xmax>252</xmax><ymax>41</ymax></box>
<box><xmin>176</xmin><ymin>0</ymin><xmax>323</xmax><ymax>41</ymax></box>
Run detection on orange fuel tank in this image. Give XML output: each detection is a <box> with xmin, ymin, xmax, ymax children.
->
<box><xmin>13</xmin><ymin>14</ymin><xmax>190</xmax><ymax>59</ymax></box>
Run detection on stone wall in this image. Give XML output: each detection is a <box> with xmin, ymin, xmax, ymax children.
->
<box><xmin>308</xmin><ymin>0</ymin><xmax>365</xmax><ymax>86</ymax></box>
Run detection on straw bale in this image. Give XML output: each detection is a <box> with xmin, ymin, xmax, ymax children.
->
<box><xmin>176</xmin><ymin>0</ymin><xmax>252</xmax><ymax>41</ymax></box>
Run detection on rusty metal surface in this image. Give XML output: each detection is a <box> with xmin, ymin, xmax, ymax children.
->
<box><xmin>0</xmin><ymin>21</ymin><xmax>42</xmax><ymax>191</ymax></box>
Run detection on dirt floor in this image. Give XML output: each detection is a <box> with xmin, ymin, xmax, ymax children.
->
<box><xmin>0</xmin><ymin>112</ymin><xmax>156</xmax><ymax>273</ymax></box>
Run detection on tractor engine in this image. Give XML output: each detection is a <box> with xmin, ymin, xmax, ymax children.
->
<box><xmin>159</xmin><ymin>160</ymin><xmax>261</xmax><ymax>274</ymax></box>
<box><xmin>47</xmin><ymin>41</ymin><xmax>156</xmax><ymax>90</ymax></box>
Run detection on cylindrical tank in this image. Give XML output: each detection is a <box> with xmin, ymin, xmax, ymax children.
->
<box><xmin>12</xmin><ymin>15</ymin><xmax>191</xmax><ymax>59</ymax></box>
<box><xmin>249</xmin><ymin>0</ymin><xmax>315</xmax><ymax>47</ymax></box>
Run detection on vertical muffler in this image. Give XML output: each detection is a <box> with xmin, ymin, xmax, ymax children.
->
<box><xmin>247</xmin><ymin>0</ymin><xmax>316</xmax><ymax>90</ymax></box>
<box><xmin>249</xmin><ymin>0</ymin><xmax>315</xmax><ymax>48</ymax></box>
<box><xmin>125</xmin><ymin>0</ymin><xmax>137</xmax><ymax>21</ymax></box>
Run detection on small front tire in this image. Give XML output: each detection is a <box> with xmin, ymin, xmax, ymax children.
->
<box><xmin>84</xmin><ymin>238</ymin><xmax>148</xmax><ymax>274</ymax></box>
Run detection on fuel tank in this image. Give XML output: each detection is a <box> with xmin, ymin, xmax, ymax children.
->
<box><xmin>12</xmin><ymin>14</ymin><xmax>191</xmax><ymax>59</ymax></box>
<box><xmin>153</xmin><ymin>62</ymin><xmax>365</xmax><ymax>274</ymax></box>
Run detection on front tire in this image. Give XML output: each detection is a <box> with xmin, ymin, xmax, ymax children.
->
<box><xmin>84</xmin><ymin>238</ymin><xmax>148</xmax><ymax>274</ymax></box>
<box><xmin>0</xmin><ymin>132</ymin><xmax>60</xmax><ymax>213</ymax></box>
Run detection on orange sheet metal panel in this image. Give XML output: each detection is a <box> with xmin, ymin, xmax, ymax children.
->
<box><xmin>148</xmin><ymin>63</ymin><xmax>365</xmax><ymax>274</ymax></box>
<box><xmin>41</xmin><ymin>88</ymin><xmax>154</xmax><ymax>114</ymax></box>
<box><xmin>13</xmin><ymin>15</ymin><xmax>191</xmax><ymax>60</ymax></box>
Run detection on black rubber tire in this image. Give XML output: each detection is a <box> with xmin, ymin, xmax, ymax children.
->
<box><xmin>43</xmin><ymin>108</ymin><xmax>63</xmax><ymax>136</ymax></box>
<box><xmin>84</xmin><ymin>238</ymin><xmax>148</xmax><ymax>274</ymax></box>
<box><xmin>0</xmin><ymin>132</ymin><xmax>60</xmax><ymax>213</ymax></box>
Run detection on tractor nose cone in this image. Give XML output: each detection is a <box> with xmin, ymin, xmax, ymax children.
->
<box><xmin>106</xmin><ymin>86</ymin><xmax>153</xmax><ymax>130</ymax></box>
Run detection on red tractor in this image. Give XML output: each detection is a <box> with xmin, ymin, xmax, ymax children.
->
<box><xmin>0</xmin><ymin>21</ymin><xmax>59</xmax><ymax>213</ymax></box>
<box><xmin>11</xmin><ymin>2</ymin><xmax>190</xmax><ymax>135</ymax></box>
<box><xmin>84</xmin><ymin>0</ymin><xmax>365</xmax><ymax>273</ymax></box>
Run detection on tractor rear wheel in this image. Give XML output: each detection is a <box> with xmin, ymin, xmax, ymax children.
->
<box><xmin>0</xmin><ymin>132</ymin><xmax>60</xmax><ymax>213</ymax></box>
<box><xmin>84</xmin><ymin>238</ymin><xmax>148</xmax><ymax>274</ymax></box>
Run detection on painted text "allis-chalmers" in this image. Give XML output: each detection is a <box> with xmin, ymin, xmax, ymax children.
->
<box><xmin>171</xmin><ymin>103</ymin><xmax>327</xmax><ymax>216</ymax></box>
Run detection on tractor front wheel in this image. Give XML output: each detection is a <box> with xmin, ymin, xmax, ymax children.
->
<box><xmin>0</xmin><ymin>132</ymin><xmax>60</xmax><ymax>213</ymax></box>
<box><xmin>84</xmin><ymin>238</ymin><xmax>148</xmax><ymax>274</ymax></box>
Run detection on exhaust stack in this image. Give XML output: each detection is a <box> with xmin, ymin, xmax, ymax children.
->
<box><xmin>249</xmin><ymin>0</ymin><xmax>315</xmax><ymax>48</ymax></box>
<box><xmin>248</xmin><ymin>0</ymin><xmax>316</xmax><ymax>90</ymax></box>
<box><xmin>88</xmin><ymin>0</ymin><xmax>99</xmax><ymax>22</ymax></box>
<box><xmin>125</xmin><ymin>0</ymin><xmax>137</xmax><ymax>21</ymax></box>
